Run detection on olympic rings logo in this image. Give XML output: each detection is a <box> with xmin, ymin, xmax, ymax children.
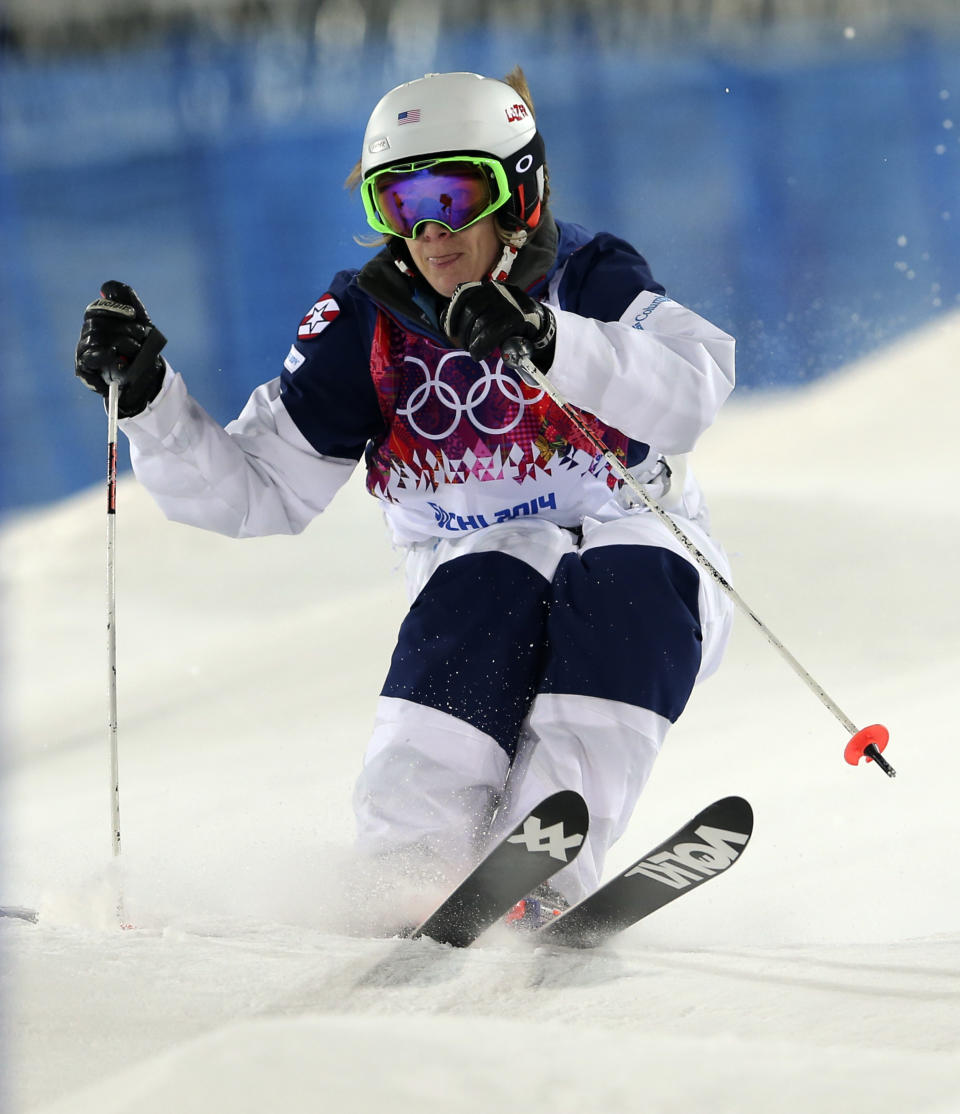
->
<box><xmin>396</xmin><ymin>351</ymin><xmax>545</xmax><ymax>441</ymax></box>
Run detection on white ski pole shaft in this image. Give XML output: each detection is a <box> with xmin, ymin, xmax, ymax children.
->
<box><xmin>501</xmin><ymin>341</ymin><xmax>894</xmax><ymax>777</ymax></box>
<box><xmin>106</xmin><ymin>379</ymin><xmax>123</xmax><ymax>858</ymax></box>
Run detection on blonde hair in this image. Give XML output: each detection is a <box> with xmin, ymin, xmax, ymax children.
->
<box><xmin>346</xmin><ymin>66</ymin><xmax>547</xmax><ymax>247</ymax></box>
<box><xmin>503</xmin><ymin>65</ymin><xmax>536</xmax><ymax>117</ymax></box>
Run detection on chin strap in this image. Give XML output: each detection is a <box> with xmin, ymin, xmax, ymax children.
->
<box><xmin>487</xmin><ymin>227</ymin><xmax>528</xmax><ymax>282</ymax></box>
<box><xmin>393</xmin><ymin>253</ymin><xmax>416</xmax><ymax>277</ymax></box>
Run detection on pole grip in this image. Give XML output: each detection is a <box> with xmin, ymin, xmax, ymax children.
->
<box><xmin>501</xmin><ymin>338</ymin><xmax>539</xmax><ymax>386</ymax></box>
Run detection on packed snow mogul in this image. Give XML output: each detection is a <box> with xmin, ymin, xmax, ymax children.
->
<box><xmin>75</xmin><ymin>68</ymin><xmax>736</xmax><ymax>930</ymax></box>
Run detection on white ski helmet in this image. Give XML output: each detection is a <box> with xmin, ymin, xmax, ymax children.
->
<box><xmin>361</xmin><ymin>71</ymin><xmax>547</xmax><ymax>233</ymax></box>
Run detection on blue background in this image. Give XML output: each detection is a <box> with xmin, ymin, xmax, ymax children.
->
<box><xmin>1</xmin><ymin>25</ymin><xmax>958</xmax><ymax>514</ymax></box>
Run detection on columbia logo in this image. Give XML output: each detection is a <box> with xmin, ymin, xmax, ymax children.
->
<box><xmin>632</xmin><ymin>295</ymin><xmax>668</xmax><ymax>330</ymax></box>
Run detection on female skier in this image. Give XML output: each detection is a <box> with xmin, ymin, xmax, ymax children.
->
<box><xmin>75</xmin><ymin>68</ymin><xmax>736</xmax><ymax>929</ymax></box>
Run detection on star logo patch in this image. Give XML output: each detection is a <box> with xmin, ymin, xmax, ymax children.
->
<box><xmin>298</xmin><ymin>295</ymin><xmax>340</xmax><ymax>339</ymax></box>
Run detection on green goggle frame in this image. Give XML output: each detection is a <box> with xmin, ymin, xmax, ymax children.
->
<box><xmin>360</xmin><ymin>155</ymin><xmax>511</xmax><ymax>240</ymax></box>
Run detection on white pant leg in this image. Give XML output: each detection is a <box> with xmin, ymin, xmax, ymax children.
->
<box><xmin>494</xmin><ymin>693</ymin><xmax>667</xmax><ymax>901</ymax></box>
<box><xmin>353</xmin><ymin>696</ymin><xmax>511</xmax><ymax>876</ymax></box>
<box><xmin>352</xmin><ymin>519</ymin><xmax>578</xmax><ymax>876</ymax></box>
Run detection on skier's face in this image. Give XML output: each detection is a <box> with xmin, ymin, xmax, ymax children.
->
<box><xmin>407</xmin><ymin>216</ymin><xmax>502</xmax><ymax>298</ymax></box>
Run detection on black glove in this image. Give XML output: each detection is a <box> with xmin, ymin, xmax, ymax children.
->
<box><xmin>76</xmin><ymin>281</ymin><xmax>167</xmax><ymax>418</ymax></box>
<box><xmin>442</xmin><ymin>281</ymin><xmax>557</xmax><ymax>371</ymax></box>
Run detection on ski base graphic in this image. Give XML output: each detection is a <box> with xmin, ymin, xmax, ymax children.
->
<box><xmin>538</xmin><ymin>795</ymin><xmax>753</xmax><ymax>948</ymax></box>
<box><xmin>412</xmin><ymin>790</ymin><xmax>589</xmax><ymax>948</ymax></box>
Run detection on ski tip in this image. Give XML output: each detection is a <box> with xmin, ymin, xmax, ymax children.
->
<box><xmin>536</xmin><ymin>789</ymin><xmax>589</xmax><ymax>818</ymax></box>
<box><xmin>705</xmin><ymin>795</ymin><xmax>754</xmax><ymax>835</ymax></box>
<box><xmin>522</xmin><ymin>790</ymin><xmax>590</xmax><ymax>837</ymax></box>
<box><xmin>537</xmin><ymin>788</ymin><xmax>587</xmax><ymax>808</ymax></box>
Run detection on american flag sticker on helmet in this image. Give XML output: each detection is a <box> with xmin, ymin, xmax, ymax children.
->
<box><xmin>398</xmin><ymin>109</ymin><xmax>421</xmax><ymax>124</ymax></box>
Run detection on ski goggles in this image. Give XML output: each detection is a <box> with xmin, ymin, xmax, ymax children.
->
<box><xmin>361</xmin><ymin>156</ymin><xmax>511</xmax><ymax>239</ymax></box>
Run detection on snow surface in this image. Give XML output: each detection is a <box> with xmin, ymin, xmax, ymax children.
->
<box><xmin>2</xmin><ymin>314</ymin><xmax>959</xmax><ymax>1113</ymax></box>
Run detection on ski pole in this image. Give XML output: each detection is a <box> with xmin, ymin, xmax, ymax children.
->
<box><xmin>501</xmin><ymin>340</ymin><xmax>895</xmax><ymax>778</ymax></box>
<box><xmin>106</xmin><ymin>378</ymin><xmax>123</xmax><ymax>863</ymax></box>
<box><xmin>99</xmin><ymin>311</ymin><xmax>166</xmax><ymax>925</ymax></box>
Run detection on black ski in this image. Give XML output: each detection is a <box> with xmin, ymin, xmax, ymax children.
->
<box><xmin>412</xmin><ymin>790</ymin><xmax>589</xmax><ymax>947</ymax></box>
<box><xmin>537</xmin><ymin>795</ymin><xmax>753</xmax><ymax>949</ymax></box>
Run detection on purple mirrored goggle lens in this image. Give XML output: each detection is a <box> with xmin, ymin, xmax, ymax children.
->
<box><xmin>374</xmin><ymin>164</ymin><xmax>493</xmax><ymax>237</ymax></box>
